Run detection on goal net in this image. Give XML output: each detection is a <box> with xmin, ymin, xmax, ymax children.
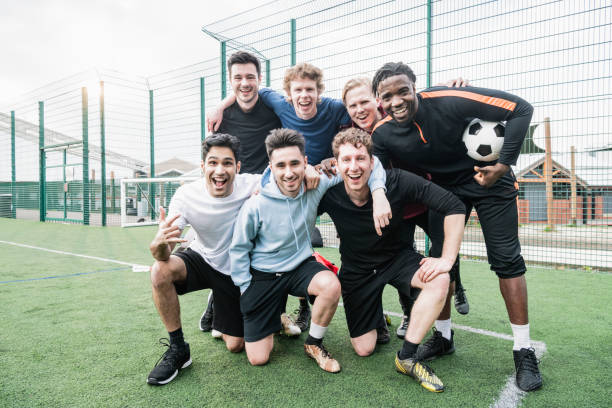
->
<box><xmin>120</xmin><ymin>176</ymin><xmax>199</xmax><ymax>227</ymax></box>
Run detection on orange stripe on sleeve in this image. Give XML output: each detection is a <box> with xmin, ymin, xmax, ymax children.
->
<box><xmin>413</xmin><ymin>121</ymin><xmax>427</xmax><ymax>143</ymax></box>
<box><xmin>371</xmin><ymin>115</ymin><xmax>393</xmax><ymax>134</ymax></box>
<box><xmin>420</xmin><ymin>90</ymin><xmax>517</xmax><ymax>111</ymax></box>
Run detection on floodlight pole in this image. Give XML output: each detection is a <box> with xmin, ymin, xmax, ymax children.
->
<box><xmin>100</xmin><ymin>81</ymin><xmax>107</xmax><ymax>226</ymax></box>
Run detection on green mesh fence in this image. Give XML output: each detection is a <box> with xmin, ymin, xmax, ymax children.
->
<box><xmin>0</xmin><ymin>0</ymin><xmax>609</xmax><ymax>270</ymax></box>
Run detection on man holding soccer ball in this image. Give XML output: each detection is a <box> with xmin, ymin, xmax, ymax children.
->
<box><xmin>371</xmin><ymin>62</ymin><xmax>542</xmax><ymax>392</ymax></box>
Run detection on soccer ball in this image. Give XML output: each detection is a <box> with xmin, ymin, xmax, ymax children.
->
<box><xmin>462</xmin><ymin>119</ymin><xmax>505</xmax><ymax>162</ymax></box>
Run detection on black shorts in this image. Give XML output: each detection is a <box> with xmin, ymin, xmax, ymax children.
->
<box><xmin>440</xmin><ymin>171</ymin><xmax>525</xmax><ymax>279</ymax></box>
<box><xmin>174</xmin><ymin>248</ymin><xmax>243</xmax><ymax>338</ymax></box>
<box><xmin>240</xmin><ymin>256</ymin><xmax>330</xmax><ymax>342</ymax></box>
<box><xmin>339</xmin><ymin>249</ymin><xmax>423</xmax><ymax>338</ymax></box>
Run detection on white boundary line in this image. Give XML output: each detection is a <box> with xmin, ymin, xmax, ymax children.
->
<box><xmin>3</xmin><ymin>239</ymin><xmax>543</xmax><ymax>406</ymax></box>
<box><xmin>381</xmin><ymin>310</ymin><xmax>546</xmax><ymax>408</ymax></box>
<box><xmin>0</xmin><ymin>240</ymin><xmax>150</xmax><ymax>272</ymax></box>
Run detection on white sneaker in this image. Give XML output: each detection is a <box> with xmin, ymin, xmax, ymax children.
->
<box><xmin>211</xmin><ymin>329</ymin><xmax>222</xmax><ymax>339</ymax></box>
<box><xmin>280</xmin><ymin>313</ymin><xmax>301</xmax><ymax>336</ymax></box>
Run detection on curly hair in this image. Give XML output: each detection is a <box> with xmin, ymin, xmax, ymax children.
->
<box><xmin>283</xmin><ymin>63</ymin><xmax>324</xmax><ymax>102</ymax></box>
<box><xmin>371</xmin><ymin>62</ymin><xmax>416</xmax><ymax>96</ymax></box>
<box><xmin>332</xmin><ymin>128</ymin><xmax>373</xmax><ymax>158</ymax></box>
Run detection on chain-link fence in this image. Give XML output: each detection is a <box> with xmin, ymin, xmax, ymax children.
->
<box><xmin>0</xmin><ymin>0</ymin><xmax>609</xmax><ymax>269</ymax></box>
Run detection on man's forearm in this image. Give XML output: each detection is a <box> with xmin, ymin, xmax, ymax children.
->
<box><xmin>440</xmin><ymin>213</ymin><xmax>465</xmax><ymax>262</ymax></box>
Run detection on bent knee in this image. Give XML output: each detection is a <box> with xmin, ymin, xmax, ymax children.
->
<box><xmin>321</xmin><ymin>275</ymin><xmax>341</xmax><ymax>299</ymax></box>
<box><xmin>225</xmin><ymin>338</ymin><xmax>245</xmax><ymax>353</ymax></box>
<box><xmin>427</xmin><ymin>273</ymin><xmax>450</xmax><ymax>297</ymax></box>
<box><xmin>247</xmin><ymin>353</ymin><xmax>270</xmax><ymax>366</ymax></box>
<box><xmin>353</xmin><ymin>343</ymin><xmax>375</xmax><ymax>357</ymax></box>
<box><xmin>150</xmin><ymin>261</ymin><xmax>172</xmax><ymax>287</ymax></box>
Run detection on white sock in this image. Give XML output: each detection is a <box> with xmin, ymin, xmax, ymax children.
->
<box><xmin>309</xmin><ymin>322</ymin><xmax>328</xmax><ymax>340</ymax></box>
<box><xmin>511</xmin><ymin>323</ymin><xmax>531</xmax><ymax>350</ymax></box>
<box><xmin>435</xmin><ymin>319</ymin><xmax>452</xmax><ymax>340</ymax></box>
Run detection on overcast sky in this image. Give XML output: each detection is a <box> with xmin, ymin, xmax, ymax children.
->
<box><xmin>0</xmin><ymin>0</ymin><xmax>269</xmax><ymax>105</ymax></box>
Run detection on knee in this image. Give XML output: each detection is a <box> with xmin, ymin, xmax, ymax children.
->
<box><xmin>353</xmin><ymin>342</ymin><xmax>375</xmax><ymax>357</ymax></box>
<box><xmin>150</xmin><ymin>261</ymin><xmax>172</xmax><ymax>288</ymax></box>
<box><xmin>321</xmin><ymin>275</ymin><xmax>341</xmax><ymax>301</ymax></box>
<box><xmin>225</xmin><ymin>338</ymin><xmax>245</xmax><ymax>353</ymax></box>
<box><xmin>247</xmin><ymin>353</ymin><xmax>270</xmax><ymax>366</ymax></box>
<box><xmin>426</xmin><ymin>273</ymin><xmax>450</xmax><ymax>299</ymax></box>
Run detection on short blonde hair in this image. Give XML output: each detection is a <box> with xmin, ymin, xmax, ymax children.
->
<box><xmin>283</xmin><ymin>63</ymin><xmax>324</xmax><ymax>102</ymax></box>
<box><xmin>332</xmin><ymin>128</ymin><xmax>373</xmax><ymax>158</ymax></box>
<box><xmin>341</xmin><ymin>77</ymin><xmax>373</xmax><ymax>105</ymax></box>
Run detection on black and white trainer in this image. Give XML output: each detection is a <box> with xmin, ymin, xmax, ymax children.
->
<box><xmin>147</xmin><ymin>339</ymin><xmax>192</xmax><ymax>386</ymax></box>
<box><xmin>416</xmin><ymin>328</ymin><xmax>455</xmax><ymax>361</ymax></box>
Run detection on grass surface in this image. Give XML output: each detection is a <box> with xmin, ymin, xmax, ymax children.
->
<box><xmin>0</xmin><ymin>218</ymin><xmax>610</xmax><ymax>407</ymax></box>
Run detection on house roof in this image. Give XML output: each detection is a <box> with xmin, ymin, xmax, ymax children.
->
<box><xmin>144</xmin><ymin>157</ymin><xmax>199</xmax><ymax>177</ymax></box>
<box><xmin>513</xmin><ymin>151</ymin><xmax>611</xmax><ymax>187</ymax></box>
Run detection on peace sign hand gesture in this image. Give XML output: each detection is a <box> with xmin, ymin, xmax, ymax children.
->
<box><xmin>149</xmin><ymin>207</ymin><xmax>187</xmax><ymax>261</ymax></box>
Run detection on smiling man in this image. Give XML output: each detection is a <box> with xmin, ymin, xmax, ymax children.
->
<box><xmin>317</xmin><ymin>128</ymin><xmax>465</xmax><ymax>392</ymax></box>
<box><xmin>198</xmin><ymin>51</ymin><xmax>291</xmax><ymax>337</ymax></box>
<box><xmin>371</xmin><ymin>62</ymin><xmax>542</xmax><ymax>392</ymax></box>
<box><xmin>230</xmin><ymin>128</ymin><xmax>390</xmax><ymax>372</ymax></box>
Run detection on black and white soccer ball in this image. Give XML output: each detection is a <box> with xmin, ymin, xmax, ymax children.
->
<box><xmin>462</xmin><ymin>119</ymin><xmax>505</xmax><ymax>162</ymax></box>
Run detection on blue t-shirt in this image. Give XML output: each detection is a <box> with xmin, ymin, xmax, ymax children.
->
<box><xmin>259</xmin><ymin>88</ymin><xmax>351</xmax><ymax>165</ymax></box>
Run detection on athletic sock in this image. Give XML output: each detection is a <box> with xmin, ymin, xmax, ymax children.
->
<box><xmin>398</xmin><ymin>340</ymin><xmax>419</xmax><ymax>360</ymax></box>
<box><xmin>305</xmin><ymin>322</ymin><xmax>328</xmax><ymax>346</ymax></box>
<box><xmin>169</xmin><ymin>327</ymin><xmax>185</xmax><ymax>348</ymax></box>
<box><xmin>510</xmin><ymin>323</ymin><xmax>531</xmax><ymax>351</ymax></box>
<box><xmin>435</xmin><ymin>319</ymin><xmax>452</xmax><ymax>340</ymax></box>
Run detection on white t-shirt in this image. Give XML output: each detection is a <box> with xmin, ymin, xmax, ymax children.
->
<box><xmin>168</xmin><ymin>174</ymin><xmax>261</xmax><ymax>275</ymax></box>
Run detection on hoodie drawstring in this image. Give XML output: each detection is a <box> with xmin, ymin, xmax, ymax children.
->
<box><xmin>285</xmin><ymin>198</ymin><xmax>300</xmax><ymax>251</ymax></box>
<box><xmin>299</xmin><ymin>196</ymin><xmax>312</xmax><ymax>250</ymax></box>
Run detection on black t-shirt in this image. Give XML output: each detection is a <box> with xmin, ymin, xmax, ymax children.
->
<box><xmin>318</xmin><ymin>169</ymin><xmax>465</xmax><ymax>274</ymax></box>
<box><xmin>372</xmin><ymin>86</ymin><xmax>533</xmax><ymax>186</ymax></box>
<box><xmin>218</xmin><ymin>98</ymin><xmax>282</xmax><ymax>174</ymax></box>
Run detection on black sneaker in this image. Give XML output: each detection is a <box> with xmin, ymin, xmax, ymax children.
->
<box><xmin>199</xmin><ymin>292</ymin><xmax>214</xmax><ymax>332</ymax></box>
<box><xmin>513</xmin><ymin>348</ymin><xmax>542</xmax><ymax>391</ymax></box>
<box><xmin>416</xmin><ymin>328</ymin><xmax>455</xmax><ymax>361</ymax></box>
<box><xmin>295</xmin><ymin>302</ymin><xmax>311</xmax><ymax>332</ymax></box>
<box><xmin>454</xmin><ymin>283</ymin><xmax>469</xmax><ymax>315</ymax></box>
<box><xmin>376</xmin><ymin>316</ymin><xmax>390</xmax><ymax>344</ymax></box>
<box><xmin>396</xmin><ymin>315</ymin><xmax>409</xmax><ymax>339</ymax></box>
<box><xmin>147</xmin><ymin>339</ymin><xmax>192</xmax><ymax>386</ymax></box>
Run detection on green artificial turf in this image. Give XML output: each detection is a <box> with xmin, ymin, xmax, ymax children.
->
<box><xmin>0</xmin><ymin>218</ymin><xmax>610</xmax><ymax>407</ymax></box>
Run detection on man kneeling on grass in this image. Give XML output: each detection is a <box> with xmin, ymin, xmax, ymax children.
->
<box><xmin>145</xmin><ymin>133</ymin><xmax>322</xmax><ymax>385</ymax></box>
<box><xmin>229</xmin><ymin>128</ymin><xmax>391</xmax><ymax>372</ymax></box>
<box><xmin>317</xmin><ymin>129</ymin><xmax>465</xmax><ymax>392</ymax></box>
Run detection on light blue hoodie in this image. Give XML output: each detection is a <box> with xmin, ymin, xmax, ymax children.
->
<box><xmin>230</xmin><ymin>157</ymin><xmax>386</xmax><ymax>293</ymax></box>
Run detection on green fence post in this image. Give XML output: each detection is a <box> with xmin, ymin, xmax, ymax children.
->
<box><xmin>82</xmin><ymin>87</ymin><xmax>90</xmax><ymax>225</ymax></box>
<box><xmin>200</xmin><ymin>77</ymin><xmax>206</xmax><ymax>142</ymax></box>
<box><xmin>10</xmin><ymin>111</ymin><xmax>16</xmax><ymax>218</ymax></box>
<box><xmin>100</xmin><ymin>81</ymin><xmax>106</xmax><ymax>226</ymax></box>
<box><xmin>423</xmin><ymin>0</ymin><xmax>433</xmax><ymax>256</ymax></box>
<box><xmin>149</xmin><ymin>89</ymin><xmax>156</xmax><ymax>220</ymax></box>
<box><xmin>63</xmin><ymin>149</ymin><xmax>67</xmax><ymax>220</ymax></box>
<box><xmin>38</xmin><ymin>101</ymin><xmax>45</xmax><ymax>222</ymax></box>
<box><xmin>290</xmin><ymin>19</ymin><xmax>296</xmax><ymax>66</ymax></box>
<box><xmin>221</xmin><ymin>41</ymin><xmax>227</xmax><ymax>99</ymax></box>
<box><xmin>265</xmin><ymin>59</ymin><xmax>271</xmax><ymax>87</ymax></box>
<box><xmin>110</xmin><ymin>172</ymin><xmax>116</xmax><ymax>214</ymax></box>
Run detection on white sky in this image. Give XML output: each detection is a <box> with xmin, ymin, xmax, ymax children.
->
<box><xmin>0</xmin><ymin>0</ymin><xmax>269</xmax><ymax>105</ymax></box>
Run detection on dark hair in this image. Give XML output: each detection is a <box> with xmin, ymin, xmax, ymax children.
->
<box><xmin>371</xmin><ymin>62</ymin><xmax>417</xmax><ymax>96</ymax></box>
<box><xmin>332</xmin><ymin>128</ymin><xmax>373</xmax><ymax>158</ymax></box>
<box><xmin>227</xmin><ymin>51</ymin><xmax>261</xmax><ymax>77</ymax></box>
<box><xmin>202</xmin><ymin>133</ymin><xmax>241</xmax><ymax>161</ymax></box>
<box><xmin>265</xmin><ymin>128</ymin><xmax>305</xmax><ymax>158</ymax></box>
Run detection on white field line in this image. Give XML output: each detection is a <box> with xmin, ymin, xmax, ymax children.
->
<box><xmin>0</xmin><ymin>240</ymin><xmax>150</xmax><ymax>272</ymax></box>
<box><xmin>379</xmin><ymin>309</ymin><xmax>546</xmax><ymax>408</ymax></box>
<box><xmin>3</xmin><ymin>241</ymin><xmax>544</xmax><ymax>407</ymax></box>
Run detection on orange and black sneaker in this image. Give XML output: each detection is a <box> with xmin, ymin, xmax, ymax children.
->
<box><xmin>304</xmin><ymin>343</ymin><xmax>341</xmax><ymax>373</ymax></box>
<box><xmin>395</xmin><ymin>352</ymin><xmax>444</xmax><ymax>393</ymax></box>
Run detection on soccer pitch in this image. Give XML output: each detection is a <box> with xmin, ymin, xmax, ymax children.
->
<box><xmin>0</xmin><ymin>218</ymin><xmax>610</xmax><ymax>407</ymax></box>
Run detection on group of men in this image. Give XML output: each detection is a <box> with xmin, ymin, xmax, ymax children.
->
<box><xmin>145</xmin><ymin>51</ymin><xmax>542</xmax><ymax>393</ymax></box>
